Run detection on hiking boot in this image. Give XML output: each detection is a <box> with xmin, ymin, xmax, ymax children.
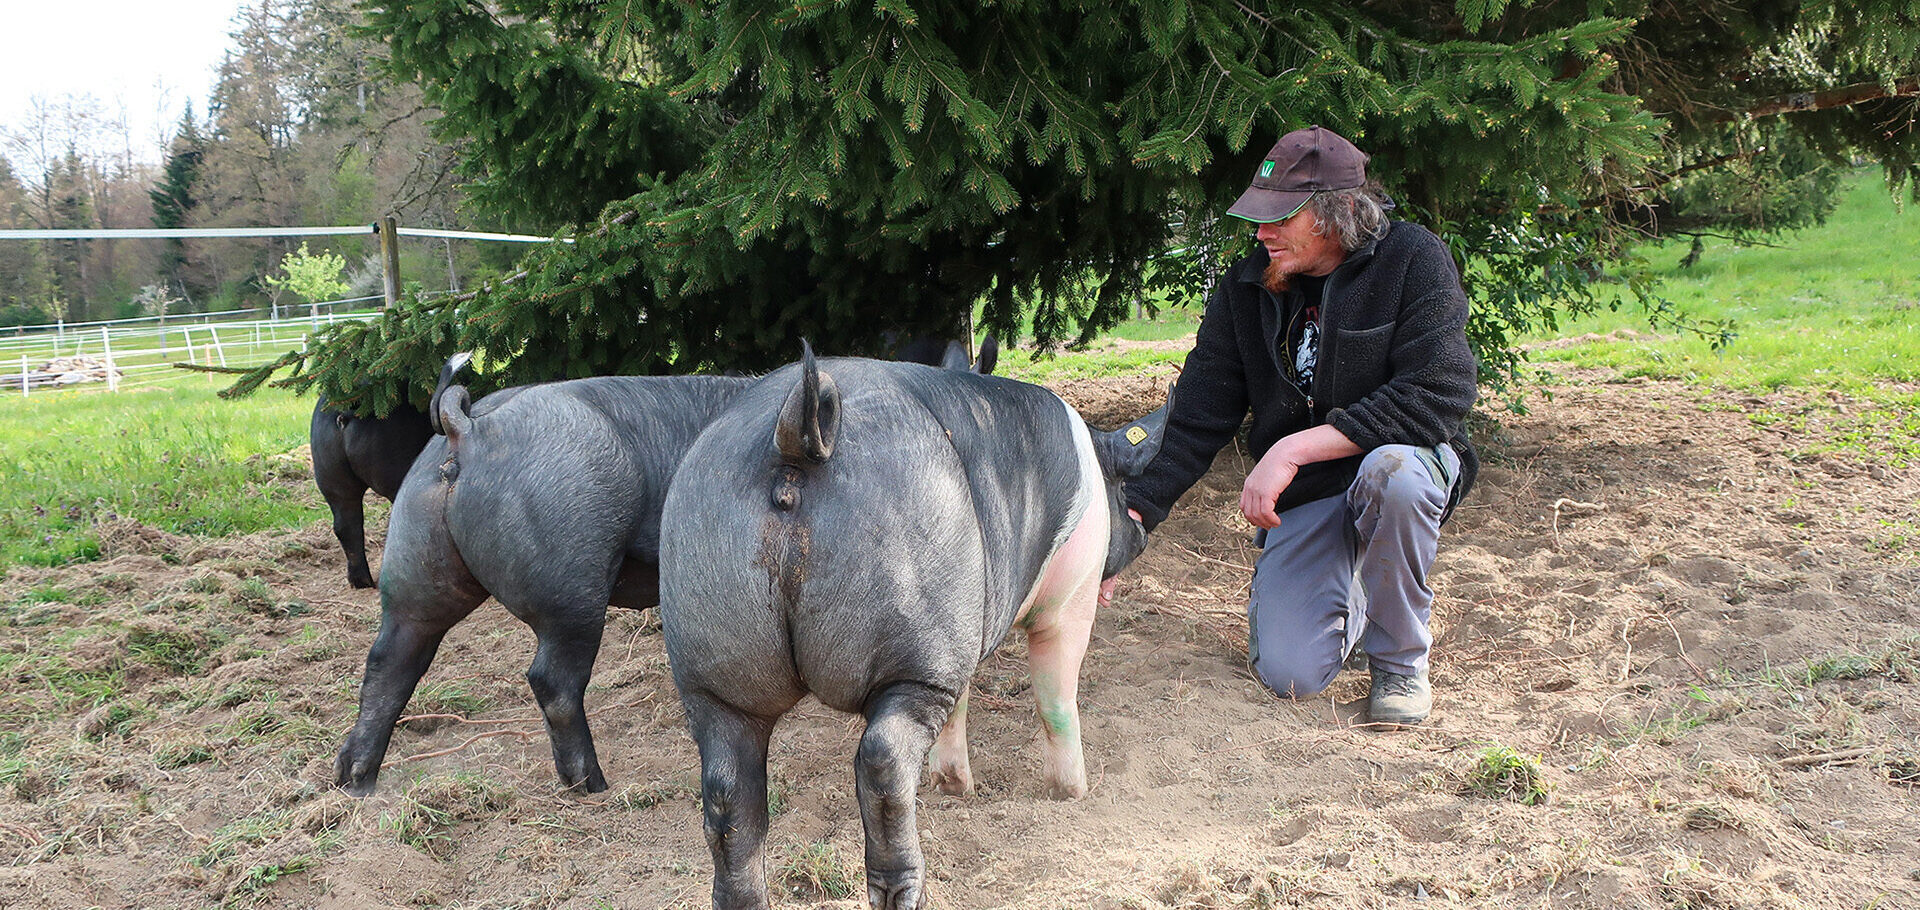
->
<box><xmin>1368</xmin><ymin>668</ymin><xmax>1432</xmax><ymax>726</ymax></box>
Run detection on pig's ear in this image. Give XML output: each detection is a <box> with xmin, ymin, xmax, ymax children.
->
<box><xmin>1098</xmin><ymin>383</ymin><xmax>1174</xmax><ymax>478</ymax></box>
<box><xmin>973</xmin><ymin>335</ymin><xmax>999</xmax><ymax>375</ymax></box>
<box><xmin>939</xmin><ymin>340</ymin><xmax>971</xmax><ymax>372</ymax></box>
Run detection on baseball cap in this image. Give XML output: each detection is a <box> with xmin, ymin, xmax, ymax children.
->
<box><xmin>1227</xmin><ymin>126</ymin><xmax>1369</xmax><ymax>223</ymax></box>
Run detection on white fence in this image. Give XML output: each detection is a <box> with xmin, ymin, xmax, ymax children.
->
<box><xmin>0</xmin><ymin>220</ymin><xmax>561</xmax><ymax>397</ymax></box>
<box><xmin>0</xmin><ymin>300</ymin><xmax>383</xmax><ymax>396</ymax></box>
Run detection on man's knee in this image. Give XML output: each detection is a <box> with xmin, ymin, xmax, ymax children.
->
<box><xmin>1353</xmin><ymin>445</ymin><xmax>1447</xmax><ymax>518</ymax></box>
<box><xmin>1250</xmin><ymin>653</ymin><xmax>1339</xmax><ymax>699</ymax></box>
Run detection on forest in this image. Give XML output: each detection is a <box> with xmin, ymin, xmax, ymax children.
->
<box><xmin>0</xmin><ymin>0</ymin><xmax>514</xmax><ymax>328</ymax></box>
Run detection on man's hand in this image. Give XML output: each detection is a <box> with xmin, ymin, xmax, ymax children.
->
<box><xmin>1240</xmin><ymin>448</ymin><xmax>1299</xmax><ymax>529</ymax></box>
<box><xmin>1098</xmin><ymin>509</ymin><xmax>1144</xmax><ymax>607</ymax></box>
<box><xmin>1240</xmin><ymin>425</ymin><xmax>1363</xmax><ymax>528</ymax></box>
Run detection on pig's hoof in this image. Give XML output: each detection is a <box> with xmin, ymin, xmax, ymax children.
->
<box><xmin>334</xmin><ymin>751</ymin><xmax>379</xmax><ymax>796</ymax></box>
<box><xmin>1042</xmin><ymin>776</ymin><xmax>1086</xmax><ymax>801</ymax></box>
<box><xmin>866</xmin><ymin>869</ymin><xmax>925</xmax><ymax>910</ymax></box>
<box><xmin>930</xmin><ymin>767</ymin><xmax>973</xmax><ymax>796</ymax></box>
<box><xmin>347</xmin><ymin>570</ymin><xmax>375</xmax><ymax>590</ymax></box>
<box><xmin>558</xmin><ymin>765</ymin><xmax>609</xmax><ymax>794</ymax></box>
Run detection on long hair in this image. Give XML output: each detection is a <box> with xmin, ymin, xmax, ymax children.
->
<box><xmin>1306</xmin><ymin>182</ymin><xmax>1391</xmax><ymax>252</ymax></box>
<box><xmin>1262</xmin><ymin>183</ymin><xmax>1392</xmax><ymax>292</ymax></box>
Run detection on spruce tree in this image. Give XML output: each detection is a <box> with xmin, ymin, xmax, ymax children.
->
<box><xmin>241</xmin><ymin>0</ymin><xmax>1919</xmax><ymax>415</ymax></box>
<box><xmin>0</xmin><ymin>158</ymin><xmax>50</xmax><ymax>326</ymax></box>
<box><xmin>47</xmin><ymin>149</ymin><xmax>94</xmax><ymax>324</ymax></box>
<box><xmin>150</xmin><ymin>109</ymin><xmax>208</xmax><ymax>304</ymax></box>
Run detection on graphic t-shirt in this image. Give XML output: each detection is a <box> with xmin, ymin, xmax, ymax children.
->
<box><xmin>1287</xmin><ymin>274</ymin><xmax>1326</xmax><ymax>399</ymax></box>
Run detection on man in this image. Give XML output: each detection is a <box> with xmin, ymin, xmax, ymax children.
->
<box><xmin>1110</xmin><ymin>125</ymin><xmax>1478</xmax><ymax>726</ymax></box>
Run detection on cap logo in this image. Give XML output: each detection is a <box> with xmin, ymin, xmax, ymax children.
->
<box><xmin>1258</xmin><ymin>160</ymin><xmax>1276</xmax><ymax>178</ymax></box>
<box><xmin>1125</xmin><ymin>425</ymin><xmax>1149</xmax><ymax>446</ymax></box>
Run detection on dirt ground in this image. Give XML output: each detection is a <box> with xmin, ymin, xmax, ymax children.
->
<box><xmin>2</xmin><ymin>365</ymin><xmax>1917</xmax><ymax>909</ymax></box>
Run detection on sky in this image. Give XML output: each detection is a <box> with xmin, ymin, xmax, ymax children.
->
<box><xmin>0</xmin><ymin>0</ymin><xmax>248</xmax><ymax>167</ymax></box>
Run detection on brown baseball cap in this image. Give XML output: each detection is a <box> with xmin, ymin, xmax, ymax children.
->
<box><xmin>1227</xmin><ymin>126</ymin><xmax>1369</xmax><ymax>223</ymax></box>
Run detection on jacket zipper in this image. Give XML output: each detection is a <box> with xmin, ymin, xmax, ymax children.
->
<box><xmin>1282</xmin><ymin>283</ymin><xmax>1328</xmax><ymax>419</ymax></box>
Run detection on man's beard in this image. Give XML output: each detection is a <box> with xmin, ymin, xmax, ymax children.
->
<box><xmin>1263</xmin><ymin>258</ymin><xmax>1291</xmax><ymax>294</ymax></box>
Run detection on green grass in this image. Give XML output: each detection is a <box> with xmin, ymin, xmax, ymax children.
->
<box><xmin>0</xmin><ymin>384</ymin><xmax>314</xmax><ymax>568</ymax></box>
<box><xmin>776</xmin><ymin>840</ymin><xmax>859</xmax><ymax>901</ymax></box>
<box><xmin>1462</xmin><ymin>743</ymin><xmax>1551</xmax><ymax>806</ymax></box>
<box><xmin>999</xmin><ymin>342</ymin><xmax>1188</xmax><ymax>384</ymax></box>
<box><xmin>1529</xmin><ymin>172</ymin><xmax>1920</xmax><ymax>391</ymax></box>
<box><xmin>993</xmin><ymin>303</ymin><xmax>1199</xmax><ymax>385</ymax></box>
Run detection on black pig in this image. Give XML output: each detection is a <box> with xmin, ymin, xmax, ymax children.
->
<box><xmin>333</xmin><ymin>362</ymin><xmax>752</xmax><ymax>795</ymax></box>
<box><xmin>309</xmin><ymin>400</ymin><xmax>432</xmax><ymax>589</ymax></box>
<box><xmin>658</xmin><ymin>347</ymin><xmax>1165</xmax><ymax>909</ymax></box>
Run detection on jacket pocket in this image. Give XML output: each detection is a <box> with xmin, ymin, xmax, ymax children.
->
<box><xmin>1327</xmin><ymin>323</ymin><xmax>1393</xmax><ymax>401</ymax></box>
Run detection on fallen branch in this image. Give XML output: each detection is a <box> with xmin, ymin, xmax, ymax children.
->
<box><xmin>1777</xmin><ymin>747</ymin><xmax>1876</xmax><ymax>769</ymax></box>
<box><xmin>385</xmin><ymin>728</ymin><xmax>538</xmax><ymax>767</ymax></box>
<box><xmin>1651</xmin><ymin>609</ymin><xmax>1710</xmax><ymax>682</ymax></box>
<box><xmin>394</xmin><ymin>693</ymin><xmax>657</xmax><ymax>734</ymax></box>
<box><xmin>397</xmin><ymin>712</ymin><xmax>535</xmax><ymax>728</ymax></box>
<box><xmin>1168</xmin><ymin>540</ymin><xmax>1254</xmax><ymax>573</ymax></box>
<box><xmin>1551</xmin><ymin>497</ymin><xmax>1605</xmax><ymax>543</ymax></box>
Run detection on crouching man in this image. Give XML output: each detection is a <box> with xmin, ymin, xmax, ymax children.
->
<box><xmin>1109</xmin><ymin>125</ymin><xmax>1479</xmax><ymax>726</ymax></box>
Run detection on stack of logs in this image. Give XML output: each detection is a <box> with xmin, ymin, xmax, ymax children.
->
<box><xmin>1</xmin><ymin>356</ymin><xmax>125</xmax><ymax>391</ymax></box>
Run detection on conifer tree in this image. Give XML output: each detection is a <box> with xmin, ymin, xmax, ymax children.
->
<box><xmin>0</xmin><ymin>158</ymin><xmax>49</xmax><ymax>326</ymax></box>
<box><xmin>150</xmin><ymin>109</ymin><xmax>209</xmax><ymax>305</ymax></box>
<box><xmin>245</xmin><ymin>0</ymin><xmax>1918</xmax><ymax>415</ymax></box>
<box><xmin>47</xmin><ymin>149</ymin><xmax>95</xmax><ymax>324</ymax></box>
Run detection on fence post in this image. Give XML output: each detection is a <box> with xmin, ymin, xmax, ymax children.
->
<box><xmin>377</xmin><ymin>216</ymin><xmax>402</xmax><ymax>308</ymax></box>
<box><xmin>18</xmin><ymin>355</ymin><xmax>26</xmax><ymax>398</ymax></box>
<box><xmin>101</xmin><ymin>327</ymin><xmax>118</xmax><ymax>392</ymax></box>
<box><xmin>209</xmin><ymin>327</ymin><xmax>228</xmax><ymax>367</ymax></box>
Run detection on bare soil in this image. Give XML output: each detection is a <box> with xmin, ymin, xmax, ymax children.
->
<box><xmin>2</xmin><ymin>366</ymin><xmax>1916</xmax><ymax>909</ymax></box>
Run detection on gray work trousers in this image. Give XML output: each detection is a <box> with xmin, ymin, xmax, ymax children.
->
<box><xmin>1246</xmin><ymin>443</ymin><xmax>1460</xmax><ymax>698</ymax></box>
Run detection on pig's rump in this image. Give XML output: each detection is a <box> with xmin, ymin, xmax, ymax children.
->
<box><xmin>659</xmin><ymin>359</ymin><xmax>1093</xmax><ymax>716</ymax></box>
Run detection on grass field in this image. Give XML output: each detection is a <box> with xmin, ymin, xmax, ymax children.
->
<box><xmin>1523</xmin><ymin>171</ymin><xmax>1920</xmax><ymax>466</ymax></box>
<box><xmin>0</xmin><ymin>385</ymin><xmax>314</xmax><ymax>567</ymax></box>
<box><xmin>0</xmin><ymin>172</ymin><xmax>1911</xmax><ymax>573</ymax></box>
<box><xmin>1528</xmin><ymin>172</ymin><xmax>1919</xmax><ymax>389</ymax></box>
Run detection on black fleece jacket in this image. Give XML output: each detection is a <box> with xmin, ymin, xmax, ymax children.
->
<box><xmin>1126</xmin><ymin>219</ymin><xmax>1479</xmax><ymax>530</ymax></box>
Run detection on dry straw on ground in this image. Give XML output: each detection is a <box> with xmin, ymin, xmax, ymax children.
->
<box><xmin>2</xmin><ymin>366</ymin><xmax>1916</xmax><ymax>908</ymax></box>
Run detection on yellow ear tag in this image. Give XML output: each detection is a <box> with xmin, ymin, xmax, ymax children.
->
<box><xmin>1125</xmin><ymin>426</ymin><xmax>1148</xmax><ymax>446</ymax></box>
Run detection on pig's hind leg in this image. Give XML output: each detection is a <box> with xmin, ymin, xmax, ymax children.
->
<box><xmin>858</xmin><ymin>682</ymin><xmax>954</xmax><ymax>910</ymax></box>
<box><xmin>335</xmin><ymin>585</ymin><xmax>485</xmax><ymax>795</ymax></box>
<box><xmin>335</xmin><ymin>489</ymin><xmax>487</xmax><ymax>795</ymax></box>
<box><xmin>315</xmin><ymin>463</ymin><xmax>375</xmax><ymax>589</ymax></box>
<box><xmin>514</xmin><ymin>594</ymin><xmax>612</xmax><ymax>793</ymax></box>
<box><xmin>926</xmin><ymin>686</ymin><xmax>973</xmax><ymax>795</ymax></box>
<box><xmin>683</xmin><ymin>689</ymin><xmax>781</xmax><ymax>910</ymax></box>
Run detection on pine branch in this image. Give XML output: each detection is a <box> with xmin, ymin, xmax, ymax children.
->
<box><xmin>1699</xmin><ymin>76</ymin><xmax>1920</xmax><ymax>123</ymax></box>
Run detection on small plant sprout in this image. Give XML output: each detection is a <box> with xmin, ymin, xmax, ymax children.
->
<box><xmin>1463</xmin><ymin>744</ymin><xmax>1551</xmax><ymax>806</ymax></box>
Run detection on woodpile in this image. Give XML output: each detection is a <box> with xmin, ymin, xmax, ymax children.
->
<box><xmin>1</xmin><ymin>356</ymin><xmax>125</xmax><ymax>390</ymax></box>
